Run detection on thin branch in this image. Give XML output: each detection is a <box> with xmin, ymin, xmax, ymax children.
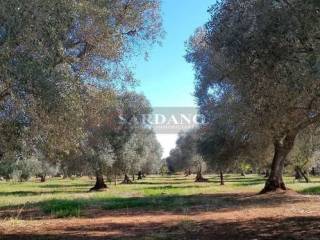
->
<box><xmin>0</xmin><ymin>86</ymin><xmax>11</xmax><ymax>102</ymax></box>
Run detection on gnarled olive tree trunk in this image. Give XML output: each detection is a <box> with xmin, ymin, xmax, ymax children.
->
<box><xmin>122</xmin><ymin>174</ymin><xmax>133</xmax><ymax>184</ymax></box>
<box><xmin>219</xmin><ymin>170</ymin><xmax>224</xmax><ymax>185</ymax></box>
<box><xmin>90</xmin><ymin>173</ymin><xmax>107</xmax><ymax>191</ymax></box>
<box><xmin>40</xmin><ymin>175</ymin><xmax>46</xmax><ymax>182</ymax></box>
<box><xmin>264</xmin><ymin>169</ymin><xmax>270</xmax><ymax>178</ymax></box>
<box><xmin>195</xmin><ymin>164</ymin><xmax>208</xmax><ymax>182</ymax></box>
<box><xmin>195</xmin><ymin>171</ymin><xmax>208</xmax><ymax>182</ymax></box>
<box><xmin>260</xmin><ymin>133</ymin><xmax>297</xmax><ymax>194</ymax></box>
<box><xmin>295</xmin><ymin>166</ymin><xmax>310</xmax><ymax>183</ymax></box>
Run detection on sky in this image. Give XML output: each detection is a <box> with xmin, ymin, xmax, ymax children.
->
<box><xmin>135</xmin><ymin>0</ymin><xmax>215</xmax><ymax>158</ymax></box>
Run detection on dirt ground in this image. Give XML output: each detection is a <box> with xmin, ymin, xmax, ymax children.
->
<box><xmin>1</xmin><ymin>191</ymin><xmax>320</xmax><ymax>240</ymax></box>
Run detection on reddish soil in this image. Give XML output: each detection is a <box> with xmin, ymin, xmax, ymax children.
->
<box><xmin>1</xmin><ymin>192</ymin><xmax>320</xmax><ymax>240</ymax></box>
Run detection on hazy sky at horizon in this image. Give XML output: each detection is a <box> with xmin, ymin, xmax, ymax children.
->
<box><xmin>134</xmin><ymin>0</ymin><xmax>215</xmax><ymax>157</ymax></box>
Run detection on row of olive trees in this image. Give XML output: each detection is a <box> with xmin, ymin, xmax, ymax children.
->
<box><xmin>0</xmin><ymin>88</ymin><xmax>163</xmax><ymax>188</ymax></box>
<box><xmin>166</xmin><ymin>127</ymin><xmax>261</xmax><ymax>185</ymax></box>
<box><xmin>186</xmin><ymin>0</ymin><xmax>320</xmax><ymax>193</ymax></box>
<box><xmin>166</xmin><ymin>129</ymin><xmax>208</xmax><ymax>182</ymax></box>
<box><xmin>166</xmin><ymin>126</ymin><xmax>320</xmax><ymax>187</ymax></box>
<box><xmin>79</xmin><ymin>90</ymin><xmax>163</xmax><ymax>190</ymax></box>
<box><xmin>0</xmin><ymin>0</ymin><xmax>164</xmax><ymax>190</ymax></box>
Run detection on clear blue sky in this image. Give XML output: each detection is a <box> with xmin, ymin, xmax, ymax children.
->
<box><xmin>135</xmin><ymin>0</ymin><xmax>215</xmax><ymax>107</ymax></box>
<box><xmin>134</xmin><ymin>0</ymin><xmax>215</xmax><ymax>157</ymax></box>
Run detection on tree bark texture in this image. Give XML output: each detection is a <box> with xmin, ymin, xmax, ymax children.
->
<box><xmin>219</xmin><ymin>170</ymin><xmax>224</xmax><ymax>185</ymax></box>
<box><xmin>90</xmin><ymin>173</ymin><xmax>107</xmax><ymax>191</ymax></box>
<box><xmin>195</xmin><ymin>171</ymin><xmax>208</xmax><ymax>182</ymax></box>
<box><xmin>122</xmin><ymin>174</ymin><xmax>133</xmax><ymax>184</ymax></box>
<box><xmin>261</xmin><ymin>133</ymin><xmax>297</xmax><ymax>194</ymax></box>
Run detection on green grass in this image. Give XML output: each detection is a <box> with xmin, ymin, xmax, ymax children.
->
<box><xmin>42</xmin><ymin>199</ymin><xmax>84</xmax><ymax>218</ymax></box>
<box><xmin>0</xmin><ymin>174</ymin><xmax>320</xmax><ymax>218</ymax></box>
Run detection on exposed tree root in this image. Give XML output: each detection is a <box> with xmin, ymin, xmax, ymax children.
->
<box><xmin>195</xmin><ymin>172</ymin><xmax>208</xmax><ymax>182</ymax></box>
<box><xmin>89</xmin><ymin>175</ymin><xmax>108</xmax><ymax>191</ymax></box>
<box><xmin>260</xmin><ymin>178</ymin><xmax>286</xmax><ymax>194</ymax></box>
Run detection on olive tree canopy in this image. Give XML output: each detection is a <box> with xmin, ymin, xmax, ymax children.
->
<box><xmin>186</xmin><ymin>0</ymin><xmax>320</xmax><ymax>192</ymax></box>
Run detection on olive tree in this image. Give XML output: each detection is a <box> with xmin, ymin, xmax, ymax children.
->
<box><xmin>0</xmin><ymin>0</ymin><xmax>164</xmax><ymax>185</ymax></box>
<box><xmin>81</xmin><ymin>88</ymin><xmax>118</xmax><ymax>190</ymax></box>
<box><xmin>166</xmin><ymin>129</ymin><xmax>208</xmax><ymax>182</ymax></box>
<box><xmin>187</xmin><ymin>0</ymin><xmax>320</xmax><ymax>193</ymax></box>
<box><xmin>139</xmin><ymin>130</ymin><xmax>163</xmax><ymax>177</ymax></box>
<box><xmin>111</xmin><ymin>92</ymin><xmax>154</xmax><ymax>184</ymax></box>
<box><xmin>288</xmin><ymin>127</ymin><xmax>320</xmax><ymax>182</ymax></box>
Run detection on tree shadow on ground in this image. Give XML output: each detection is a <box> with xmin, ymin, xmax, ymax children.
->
<box><xmin>134</xmin><ymin>181</ymin><xmax>192</xmax><ymax>185</ymax></box>
<box><xmin>38</xmin><ymin>183</ymin><xmax>93</xmax><ymax>189</ymax></box>
<box><xmin>299</xmin><ymin>185</ymin><xmax>320</xmax><ymax>195</ymax></box>
<box><xmin>0</xmin><ymin>191</ymin><xmax>306</xmax><ymax>220</ymax></box>
<box><xmin>232</xmin><ymin>178</ymin><xmax>266</xmax><ymax>186</ymax></box>
<box><xmin>2</xmin><ymin>216</ymin><xmax>320</xmax><ymax>240</ymax></box>
<box><xmin>0</xmin><ymin>191</ymin><xmax>44</xmax><ymax>197</ymax></box>
<box><xmin>209</xmin><ymin>179</ymin><xmax>265</xmax><ymax>186</ymax></box>
<box><xmin>146</xmin><ymin>176</ymin><xmax>188</xmax><ymax>181</ymax></box>
<box><xmin>0</xmin><ymin>189</ymin><xmax>90</xmax><ymax>197</ymax></box>
<box><xmin>140</xmin><ymin>185</ymin><xmax>208</xmax><ymax>190</ymax></box>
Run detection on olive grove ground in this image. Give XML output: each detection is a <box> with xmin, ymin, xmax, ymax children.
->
<box><xmin>0</xmin><ymin>175</ymin><xmax>320</xmax><ymax>240</ymax></box>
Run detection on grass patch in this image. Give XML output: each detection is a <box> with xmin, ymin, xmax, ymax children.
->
<box><xmin>1</xmin><ymin>174</ymin><xmax>320</xmax><ymax>219</ymax></box>
<box><xmin>101</xmin><ymin>197</ymin><xmax>157</xmax><ymax>210</ymax></box>
<box><xmin>101</xmin><ymin>195</ymin><xmax>197</xmax><ymax>211</ymax></box>
<box><xmin>41</xmin><ymin>199</ymin><xmax>85</xmax><ymax>218</ymax></box>
<box><xmin>299</xmin><ymin>185</ymin><xmax>320</xmax><ymax>195</ymax></box>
